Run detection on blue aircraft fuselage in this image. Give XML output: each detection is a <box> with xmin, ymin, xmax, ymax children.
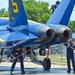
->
<box><xmin>0</xmin><ymin>0</ymin><xmax>74</xmax><ymax>48</ymax></box>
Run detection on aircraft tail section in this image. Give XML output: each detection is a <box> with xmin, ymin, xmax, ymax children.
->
<box><xmin>9</xmin><ymin>0</ymin><xmax>28</xmax><ymax>27</ymax></box>
<box><xmin>47</xmin><ymin>0</ymin><xmax>75</xmax><ymax>26</ymax></box>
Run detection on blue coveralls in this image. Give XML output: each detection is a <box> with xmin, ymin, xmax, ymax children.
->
<box><xmin>51</xmin><ymin>5</ymin><xmax>56</xmax><ymax>14</ymax></box>
<box><xmin>10</xmin><ymin>48</ymin><xmax>24</xmax><ymax>73</ymax></box>
<box><xmin>65</xmin><ymin>43</ymin><xmax>75</xmax><ymax>72</ymax></box>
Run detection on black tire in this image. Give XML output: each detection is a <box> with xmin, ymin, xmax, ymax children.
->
<box><xmin>43</xmin><ymin>58</ymin><xmax>51</xmax><ymax>70</ymax></box>
<box><xmin>0</xmin><ymin>48</ymin><xmax>4</xmax><ymax>55</ymax></box>
<box><xmin>0</xmin><ymin>48</ymin><xmax>4</xmax><ymax>62</ymax></box>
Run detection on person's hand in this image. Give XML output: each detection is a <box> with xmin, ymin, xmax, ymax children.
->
<box><xmin>13</xmin><ymin>57</ymin><xmax>16</xmax><ymax>59</ymax></box>
<box><xmin>24</xmin><ymin>50</ymin><xmax>27</xmax><ymax>54</ymax></box>
<box><xmin>70</xmin><ymin>46</ymin><xmax>75</xmax><ymax>50</ymax></box>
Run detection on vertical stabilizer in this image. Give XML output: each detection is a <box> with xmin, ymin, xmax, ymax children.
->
<box><xmin>47</xmin><ymin>0</ymin><xmax>75</xmax><ymax>26</ymax></box>
<box><xmin>9</xmin><ymin>0</ymin><xmax>28</xmax><ymax>27</ymax></box>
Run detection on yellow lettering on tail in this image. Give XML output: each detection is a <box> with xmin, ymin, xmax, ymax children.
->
<box><xmin>12</xmin><ymin>0</ymin><xmax>18</xmax><ymax>13</ymax></box>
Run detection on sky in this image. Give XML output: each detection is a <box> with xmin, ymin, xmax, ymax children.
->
<box><xmin>0</xmin><ymin>0</ymin><xmax>75</xmax><ymax>20</ymax></box>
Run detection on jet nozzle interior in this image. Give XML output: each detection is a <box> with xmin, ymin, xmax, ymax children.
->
<box><xmin>46</xmin><ymin>29</ymin><xmax>55</xmax><ymax>38</ymax></box>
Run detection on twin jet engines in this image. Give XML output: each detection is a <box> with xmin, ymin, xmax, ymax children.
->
<box><xmin>36</xmin><ymin>24</ymin><xmax>72</xmax><ymax>42</ymax></box>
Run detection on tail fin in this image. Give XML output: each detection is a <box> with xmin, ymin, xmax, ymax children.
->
<box><xmin>46</xmin><ymin>0</ymin><xmax>75</xmax><ymax>26</ymax></box>
<box><xmin>9</xmin><ymin>0</ymin><xmax>28</xmax><ymax>27</ymax></box>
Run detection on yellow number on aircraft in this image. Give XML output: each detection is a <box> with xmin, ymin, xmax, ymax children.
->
<box><xmin>12</xmin><ymin>0</ymin><xmax>18</xmax><ymax>13</ymax></box>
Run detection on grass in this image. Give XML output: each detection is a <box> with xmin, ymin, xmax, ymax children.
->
<box><xmin>38</xmin><ymin>54</ymin><xmax>67</xmax><ymax>66</ymax></box>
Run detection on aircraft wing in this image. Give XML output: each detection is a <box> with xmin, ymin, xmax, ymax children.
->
<box><xmin>0</xmin><ymin>31</ymin><xmax>38</xmax><ymax>42</ymax></box>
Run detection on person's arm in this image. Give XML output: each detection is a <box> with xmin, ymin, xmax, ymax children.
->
<box><xmin>10</xmin><ymin>54</ymin><xmax>17</xmax><ymax>59</ymax></box>
<box><xmin>69</xmin><ymin>43</ymin><xmax>75</xmax><ymax>50</ymax></box>
<box><xmin>63</xmin><ymin>42</ymin><xmax>67</xmax><ymax>47</ymax></box>
<box><xmin>10</xmin><ymin>54</ymin><xmax>15</xmax><ymax>58</ymax></box>
<box><xmin>63</xmin><ymin>42</ymin><xmax>66</xmax><ymax>45</ymax></box>
<box><xmin>23</xmin><ymin>47</ymin><xmax>27</xmax><ymax>54</ymax></box>
<box><xmin>70</xmin><ymin>46</ymin><xmax>75</xmax><ymax>50</ymax></box>
<box><xmin>10</xmin><ymin>49</ymin><xmax>16</xmax><ymax>59</ymax></box>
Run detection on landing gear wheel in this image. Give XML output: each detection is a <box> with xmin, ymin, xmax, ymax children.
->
<box><xmin>43</xmin><ymin>58</ymin><xmax>51</xmax><ymax>70</ymax></box>
<box><xmin>0</xmin><ymin>48</ymin><xmax>4</xmax><ymax>63</ymax></box>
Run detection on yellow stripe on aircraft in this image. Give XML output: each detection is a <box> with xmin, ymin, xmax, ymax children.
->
<box><xmin>0</xmin><ymin>38</ymin><xmax>5</xmax><ymax>42</ymax></box>
<box><xmin>28</xmin><ymin>20</ymin><xmax>39</xmax><ymax>24</ymax></box>
<box><xmin>0</xmin><ymin>17</ymin><xmax>9</xmax><ymax>19</ymax></box>
<box><xmin>0</xmin><ymin>18</ymin><xmax>40</xmax><ymax>24</ymax></box>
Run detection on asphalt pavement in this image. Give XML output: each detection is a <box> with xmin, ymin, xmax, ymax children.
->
<box><xmin>0</xmin><ymin>62</ymin><xmax>75</xmax><ymax>75</ymax></box>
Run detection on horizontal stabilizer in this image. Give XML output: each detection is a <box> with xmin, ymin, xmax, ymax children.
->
<box><xmin>0</xmin><ymin>31</ymin><xmax>37</xmax><ymax>42</ymax></box>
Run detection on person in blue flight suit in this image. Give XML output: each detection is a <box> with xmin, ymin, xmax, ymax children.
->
<box><xmin>50</xmin><ymin>5</ymin><xmax>56</xmax><ymax>14</ymax></box>
<box><xmin>10</xmin><ymin>45</ymin><xmax>25</xmax><ymax>74</ymax></box>
<box><xmin>50</xmin><ymin>1</ymin><xmax>60</xmax><ymax>14</ymax></box>
<box><xmin>55</xmin><ymin>1</ymin><xmax>60</xmax><ymax>7</ymax></box>
<box><xmin>64</xmin><ymin>38</ymin><xmax>75</xmax><ymax>73</ymax></box>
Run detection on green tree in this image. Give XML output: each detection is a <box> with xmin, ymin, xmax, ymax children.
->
<box><xmin>1</xmin><ymin>11</ymin><xmax>8</xmax><ymax>17</ymax></box>
<box><xmin>0</xmin><ymin>0</ymin><xmax>51</xmax><ymax>23</ymax></box>
<box><xmin>68</xmin><ymin>21</ymin><xmax>75</xmax><ymax>32</ymax></box>
<box><xmin>0</xmin><ymin>8</ymin><xmax>8</xmax><ymax>17</ymax></box>
<box><xmin>23</xmin><ymin>0</ymin><xmax>51</xmax><ymax>23</ymax></box>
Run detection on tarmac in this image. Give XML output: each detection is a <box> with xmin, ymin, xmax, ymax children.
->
<box><xmin>0</xmin><ymin>61</ymin><xmax>75</xmax><ymax>75</ymax></box>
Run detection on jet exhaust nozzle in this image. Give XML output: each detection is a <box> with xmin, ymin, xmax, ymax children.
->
<box><xmin>46</xmin><ymin>29</ymin><xmax>55</xmax><ymax>39</ymax></box>
<box><xmin>55</xmin><ymin>25</ymin><xmax>72</xmax><ymax>40</ymax></box>
<box><xmin>37</xmin><ymin>25</ymin><xmax>55</xmax><ymax>41</ymax></box>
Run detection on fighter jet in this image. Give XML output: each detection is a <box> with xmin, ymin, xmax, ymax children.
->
<box><xmin>0</xmin><ymin>0</ymin><xmax>74</xmax><ymax>70</ymax></box>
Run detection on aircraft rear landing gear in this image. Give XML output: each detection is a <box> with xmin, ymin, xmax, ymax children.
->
<box><xmin>43</xmin><ymin>44</ymin><xmax>51</xmax><ymax>70</ymax></box>
<box><xmin>43</xmin><ymin>58</ymin><xmax>51</xmax><ymax>70</ymax></box>
<box><xmin>0</xmin><ymin>48</ymin><xmax>4</xmax><ymax>63</ymax></box>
